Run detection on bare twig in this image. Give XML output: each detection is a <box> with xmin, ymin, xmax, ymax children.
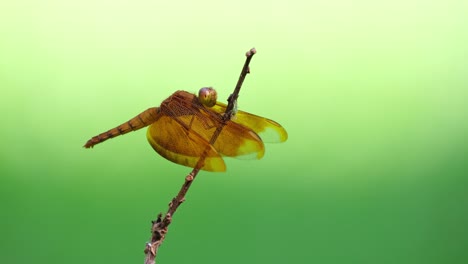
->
<box><xmin>143</xmin><ymin>48</ymin><xmax>257</xmax><ymax>264</ymax></box>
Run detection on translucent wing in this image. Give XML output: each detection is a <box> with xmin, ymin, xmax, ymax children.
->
<box><xmin>157</xmin><ymin>90</ymin><xmax>266</xmax><ymax>160</ymax></box>
<box><xmin>147</xmin><ymin>114</ymin><xmax>226</xmax><ymax>172</ymax></box>
<box><xmin>175</xmin><ymin>114</ymin><xmax>265</xmax><ymax>159</ymax></box>
<box><xmin>212</xmin><ymin>102</ymin><xmax>288</xmax><ymax>143</ymax></box>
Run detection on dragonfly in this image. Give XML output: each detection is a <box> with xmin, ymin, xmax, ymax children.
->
<box><xmin>84</xmin><ymin>87</ymin><xmax>288</xmax><ymax>172</ymax></box>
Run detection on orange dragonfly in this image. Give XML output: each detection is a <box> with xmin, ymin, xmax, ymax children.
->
<box><xmin>84</xmin><ymin>87</ymin><xmax>287</xmax><ymax>172</ymax></box>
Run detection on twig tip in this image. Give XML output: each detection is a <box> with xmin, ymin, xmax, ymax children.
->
<box><xmin>246</xmin><ymin>48</ymin><xmax>256</xmax><ymax>57</ymax></box>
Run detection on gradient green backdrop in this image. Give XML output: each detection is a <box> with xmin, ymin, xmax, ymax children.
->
<box><xmin>1</xmin><ymin>1</ymin><xmax>467</xmax><ymax>263</ymax></box>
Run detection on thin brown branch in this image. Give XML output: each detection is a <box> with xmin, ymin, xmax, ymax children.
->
<box><xmin>143</xmin><ymin>48</ymin><xmax>257</xmax><ymax>264</ymax></box>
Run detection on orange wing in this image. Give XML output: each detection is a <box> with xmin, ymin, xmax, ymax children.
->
<box><xmin>173</xmin><ymin>114</ymin><xmax>265</xmax><ymax>159</ymax></box>
<box><xmin>147</xmin><ymin>114</ymin><xmax>226</xmax><ymax>172</ymax></box>
<box><xmin>147</xmin><ymin>94</ymin><xmax>266</xmax><ymax>171</ymax></box>
<box><xmin>212</xmin><ymin>102</ymin><xmax>288</xmax><ymax>143</ymax></box>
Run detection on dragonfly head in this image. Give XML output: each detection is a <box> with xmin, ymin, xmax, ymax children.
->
<box><xmin>198</xmin><ymin>87</ymin><xmax>217</xmax><ymax>107</ymax></box>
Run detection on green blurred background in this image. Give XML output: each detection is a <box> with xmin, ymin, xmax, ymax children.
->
<box><xmin>1</xmin><ymin>0</ymin><xmax>467</xmax><ymax>263</ymax></box>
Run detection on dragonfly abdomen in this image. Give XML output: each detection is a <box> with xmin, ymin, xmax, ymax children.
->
<box><xmin>84</xmin><ymin>107</ymin><xmax>160</xmax><ymax>148</ymax></box>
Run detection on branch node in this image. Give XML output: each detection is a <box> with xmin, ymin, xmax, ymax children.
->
<box><xmin>144</xmin><ymin>242</ymin><xmax>156</xmax><ymax>255</ymax></box>
<box><xmin>168</xmin><ymin>199</ymin><xmax>175</xmax><ymax>207</ymax></box>
<box><xmin>186</xmin><ymin>174</ymin><xmax>194</xmax><ymax>181</ymax></box>
<box><xmin>164</xmin><ymin>213</ymin><xmax>172</xmax><ymax>223</ymax></box>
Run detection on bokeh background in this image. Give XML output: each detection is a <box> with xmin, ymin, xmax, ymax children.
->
<box><xmin>1</xmin><ymin>1</ymin><xmax>467</xmax><ymax>263</ymax></box>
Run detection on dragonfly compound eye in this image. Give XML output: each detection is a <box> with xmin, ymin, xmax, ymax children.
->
<box><xmin>198</xmin><ymin>87</ymin><xmax>217</xmax><ymax>107</ymax></box>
